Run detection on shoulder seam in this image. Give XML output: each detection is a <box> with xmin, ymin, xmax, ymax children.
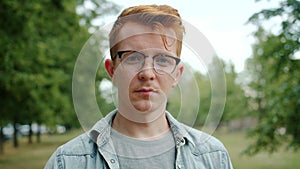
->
<box><xmin>56</xmin><ymin>134</ymin><xmax>97</xmax><ymax>156</ymax></box>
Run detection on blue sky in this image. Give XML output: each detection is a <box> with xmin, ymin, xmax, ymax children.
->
<box><xmin>103</xmin><ymin>0</ymin><xmax>281</xmax><ymax>72</ymax></box>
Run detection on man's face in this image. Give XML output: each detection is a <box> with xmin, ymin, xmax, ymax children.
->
<box><xmin>106</xmin><ymin>22</ymin><xmax>183</xmax><ymax>122</ymax></box>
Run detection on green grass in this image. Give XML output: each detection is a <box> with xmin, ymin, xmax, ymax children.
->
<box><xmin>0</xmin><ymin>129</ymin><xmax>300</xmax><ymax>169</ymax></box>
<box><xmin>214</xmin><ymin>131</ymin><xmax>300</xmax><ymax>169</ymax></box>
<box><xmin>0</xmin><ymin>130</ymin><xmax>83</xmax><ymax>169</ymax></box>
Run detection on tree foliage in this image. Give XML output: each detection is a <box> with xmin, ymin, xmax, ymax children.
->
<box><xmin>222</xmin><ymin>62</ymin><xmax>248</xmax><ymax>122</ymax></box>
<box><xmin>167</xmin><ymin>59</ymin><xmax>246</xmax><ymax>128</ymax></box>
<box><xmin>76</xmin><ymin>0</ymin><xmax>120</xmax><ymax>32</ymax></box>
<box><xmin>244</xmin><ymin>0</ymin><xmax>300</xmax><ymax>155</ymax></box>
<box><xmin>0</xmin><ymin>0</ymin><xmax>119</xmax><ymax>148</ymax></box>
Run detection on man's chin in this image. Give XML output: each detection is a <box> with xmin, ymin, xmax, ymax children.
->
<box><xmin>118</xmin><ymin>101</ymin><xmax>166</xmax><ymax>123</ymax></box>
<box><xmin>132</xmin><ymin>104</ymin><xmax>153</xmax><ymax>113</ymax></box>
<box><xmin>131</xmin><ymin>99</ymin><xmax>166</xmax><ymax>113</ymax></box>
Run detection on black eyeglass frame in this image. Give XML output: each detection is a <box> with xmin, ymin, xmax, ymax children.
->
<box><xmin>113</xmin><ymin>50</ymin><xmax>181</xmax><ymax>74</ymax></box>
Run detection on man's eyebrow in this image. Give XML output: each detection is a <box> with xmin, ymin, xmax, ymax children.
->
<box><xmin>146</xmin><ymin>50</ymin><xmax>174</xmax><ymax>55</ymax></box>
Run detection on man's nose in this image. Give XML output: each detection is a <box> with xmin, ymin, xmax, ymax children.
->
<box><xmin>137</xmin><ymin>58</ymin><xmax>155</xmax><ymax>80</ymax></box>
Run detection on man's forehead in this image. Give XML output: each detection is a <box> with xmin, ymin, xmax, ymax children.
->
<box><xmin>114</xmin><ymin>21</ymin><xmax>177</xmax><ymax>46</ymax></box>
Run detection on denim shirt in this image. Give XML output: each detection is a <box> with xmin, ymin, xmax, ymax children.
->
<box><xmin>45</xmin><ymin>110</ymin><xmax>233</xmax><ymax>169</ymax></box>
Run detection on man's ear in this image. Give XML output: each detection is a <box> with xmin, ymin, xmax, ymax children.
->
<box><xmin>172</xmin><ymin>63</ymin><xmax>184</xmax><ymax>87</ymax></box>
<box><xmin>105</xmin><ymin>59</ymin><xmax>114</xmax><ymax>78</ymax></box>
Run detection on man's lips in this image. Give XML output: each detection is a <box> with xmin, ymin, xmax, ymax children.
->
<box><xmin>135</xmin><ymin>88</ymin><xmax>157</xmax><ymax>93</ymax></box>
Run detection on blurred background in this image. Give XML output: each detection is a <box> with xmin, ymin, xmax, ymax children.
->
<box><xmin>0</xmin><ymin>0</ymin><xmax>300</xmax><ymax>168</ymax></box>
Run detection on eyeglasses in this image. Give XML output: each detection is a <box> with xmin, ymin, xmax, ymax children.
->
<box><xmin>114</xmin><ymin>50</ymin><xmax>181</xmax><ymax>74</ymax></box>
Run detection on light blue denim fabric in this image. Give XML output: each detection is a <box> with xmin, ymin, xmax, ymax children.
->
<box><xmin>45</xmin><ymin>110</ymin><xmax>233</xmax><ymax>169</ymax></box>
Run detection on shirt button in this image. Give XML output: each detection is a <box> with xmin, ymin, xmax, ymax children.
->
<box><xmin>110</xmin><ymin>159</ymin><xmax>116</xmax><ymax>163</ymax></box>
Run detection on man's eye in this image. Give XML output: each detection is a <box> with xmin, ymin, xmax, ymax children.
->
<box><xmin>155</xmin><ymin>56</ymin><xmax>173</xmax><ymax>66</ymax></box>
<box><xmin>124</xmin><ymin>54</ymin><xmax>142</xmax><ymax>64</ymax></box>
<box><xmin>158</xmin><ymin>58</ymin><xmax>169</xmax><ymax>63</ymax></box>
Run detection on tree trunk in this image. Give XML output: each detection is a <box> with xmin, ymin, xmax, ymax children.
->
<box><xmin>36</xmin><ymin>124</ymin><xmax>41</xmax><ymax>143</ymax></box>
<box><xmin>13</xmin><ymin>121</ymin><xmax>18</xmax><ymax>148</ymax></box>
<box><xmin>28</xmin><ymin>123</ymin><xmax>33</xmax><ymax>144</ymax></box>
<box><xmin>257</xmin><ymin>97</ymin><xmax>264</xmax><ymax>121</ymax></box>
<box><xmin>0</xmin><ymin>126</ymin><xmax>4</xmax><ymax>154</ymax></box>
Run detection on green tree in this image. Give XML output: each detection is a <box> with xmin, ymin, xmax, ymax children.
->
<box><xmin>244</xmin><ymin>0</ymin><xmax>300</xmax><ymax>155</ymax></box>
<box><xmin>168</xmin><ymin>58</ymin><xmax>246</xmax><ymax>128</ymax></box>
<box><xmin>0</xmin><ymin>0</ymin><xmax>119</xmax><ymax>148</ymax></box>
<box><xmin>201</xmin><ymin>58</ymin><xmax>247</xmax><ymax>127</ymax></box>
<box><xmin>195</xmin><ymin>71</ymin><xmax>211</xmax><ymax>126</ymax></box>
<box><xmin>222</xmin><ymin>62</ymin><xmax>248</xmax><ymax>123</ymax></box>
<box><xmin>76</xmin><ymin>0</ymin><xmax>120</xmax><ymax>32</ymax></box>
<box><xmin>0</xmin><ymin>0</ymin><xmax>88</xmax><ymax>147</ymax></box>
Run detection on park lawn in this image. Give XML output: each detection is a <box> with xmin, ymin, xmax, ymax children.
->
<box><xmin>0</xmin><ymin>129</ymin><xmax>84</xmax><ymax>169</ymax></box>
<box><xmin>213</xmin><ymin>130</ymin><xmax>300</xmax><ymax>169</ymax></box>
<box><xmin>0</xmin><ymin>129</ymin><xmax>300</xmax><ymax>169</ymax></box>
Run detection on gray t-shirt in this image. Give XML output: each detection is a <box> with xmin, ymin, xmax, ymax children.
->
<box><xmin>111</xmin><ymin>129</ymin><xmax>176</xmax><ymax>169</ymax></box>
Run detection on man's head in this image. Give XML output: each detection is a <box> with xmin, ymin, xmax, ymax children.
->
<box><xmin>105</xmin><ymin>4</ymin><xmax>184</xmax><ymax>122</ymax></box>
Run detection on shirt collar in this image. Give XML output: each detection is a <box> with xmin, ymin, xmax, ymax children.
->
<box><xmin>165</xmin><ymin>111</ymin><xmax>195</xmax><ymax>148</ymax></box>
<box><xmin>89</xmin><ymin>109</ymin><xmax>117</xmax><ymax>146</ymax></box>
<box><xmin>89</xmin><ymin>109</ymin><xmax>195</xmax><ymax>148</ymax></box>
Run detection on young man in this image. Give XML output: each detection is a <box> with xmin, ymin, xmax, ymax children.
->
<box><xmin>45</xmin><ymin>5</ymin><xmax>233</xmax><ymax>169</ymax></box>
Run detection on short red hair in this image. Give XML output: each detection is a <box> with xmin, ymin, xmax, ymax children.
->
<box><xmin>109</xmin><ymin>5</ymin><xmax>185</xmax><ymax>60</ymax></box>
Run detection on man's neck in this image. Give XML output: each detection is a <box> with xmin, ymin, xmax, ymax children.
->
<box><xmin>112</xmin><ymin>111</ymin><xmax>170</xmax><ymax>140</ymax></box>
